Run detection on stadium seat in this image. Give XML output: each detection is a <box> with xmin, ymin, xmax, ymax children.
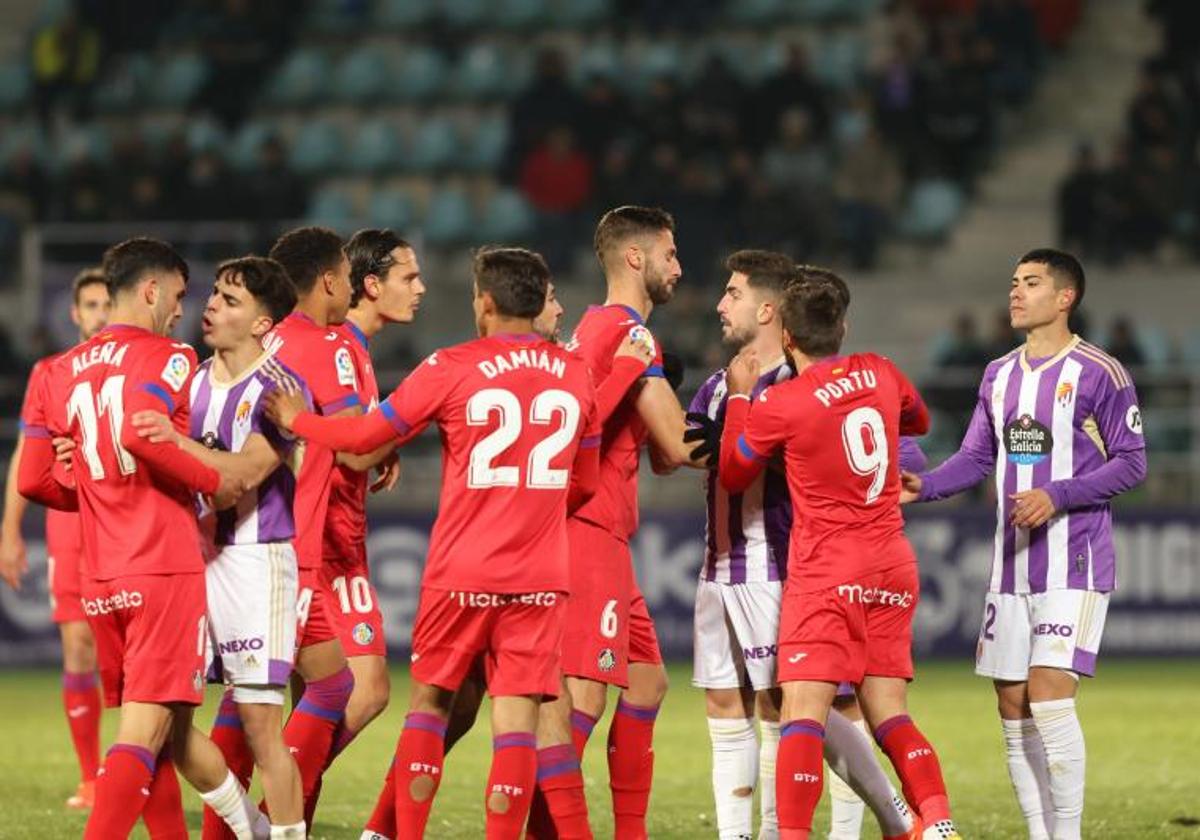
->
<box><xmin>726</xmin><ymin>0</ymin><xmax>785</xmax><ymax>25</ymax></box>
<box><xmin>347</xmin><ymin>117</ymin><xmax>404</xmax><ymax>174</ymax></box>
<box><xmin>186</xmin><ymin>117</ymin><xmax>228</xmax><ymax>154</ymax></box>
<box><xmin>376</xmin><ymin>0</ymin><xmax>436</xmax><ymax>27</ymax></box>
<box><xmin>91</xmin><ymin>53</ymin><xmax>152</xmax><ymax>113</ymax></box>
<box><xmin>493</xmin><ymin>0</ymin><xmax>548</xmax><ymax>29</ymax></box>
<box><xmin>332</xmin><ymin>47</ymin><xmax>392</xmax><ymax>104</ymax></box>
<box><xmin>0</xmin><ymin>61</ymin><xmax>30</xmax><ymax>112</ymax></box>
<box><xmin>624</xmin><ymin>41</ymin><xmax>685</xmax><ymax>94</ymax></box>
<box><xmin>306</xmin><ymin>184</ymin><xmax>357</xmax><ymax>229</ymax></box>
<box><xmin>304</xmin><ymin>0</ymin><xmax>370</xmax><ymax>33</ymax></box>
<box><xmin>812</xmin><ymin>31</ymin><xmax>866</xmax><ymax>91</ymax></box>
<box><xmin>573</xmin><ymin>39</ymin><xmax>621</xmax><ymax>83</ymax></box>
<box><xmin>549</xmin><ymin>0</ymin><xmax>612</xmax><ymax>27</ymax></box>
<box><xmin>422</xmin><ymin>185</ymin><xmax>473</xmax><ymax>245</ymax></box>
<box><xmin>898</xmin><ymin>179</ymin><xmax>965</xmax><ymax>241</ymax></box>
<box><xmin>477</xmin><ymin>188</ymin><xmax>536</xmax><ymax>240</ymax></box>
<box><xmin>458</xmin><ymin>114</ymin><xmax>510</xmax><ymax>171</ymax></box>
<box><xmin>228</xmin><ymin>121</ymin><xmax>274</xmax><ymax>171</ymax></box>
<box><xmin>452</xmin><ymin>43</ymin><xmax>510</xmax><ymax>100</ymax></box>
<box><xmin>1182</xmin><ymin>330</ymin><xmax>1200</xmax><ymax>366</ymax></box>
<box><xmin>261</xmin><ymin>48</ymin><xmax>331</xmax><ymax>108</ymax></box>
<box><xmin>289</xmin><ymin>120</ymin><xmax>345</xmax><ymax>176</ymax></box>
<box><xmin>392</xmin><ymin>47</ymin><xmax>449</xmax><ymax>102</ymax></box>
<box><xmin>0</xmin><ymin>122</ymin><xmax>47</xmax><ymax>169</ymax></box>
<box><xmin>441</xmin><ymin>0</ymin><xmax>491</xmax><ymax>28</ymax></box>
<box><xmin>404</xmin><ymin>118</ymin><xmax>459</xmax><ymax>172</ymax></box>
<box><xmin>367</xmin><ymin>187</ymin><xmax>417</xmax><ymax>230</ymax></box>
<box><xmin>147</xmin><ymin>53</ymin><xmax>209</xmax><ymax>108</ymax></box>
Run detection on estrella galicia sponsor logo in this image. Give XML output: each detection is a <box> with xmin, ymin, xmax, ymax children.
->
<box><xmin>1033</xmin><ymin>622</ymin><xmax>1074</xmax><ymax>638</ymax></box>
<box><xmin>742</xmin><ymin>644</ymin><xmax>777</xmax><ymax>661</ymax></box>
<box><xmin>597</xmin><ymin>648</ymin><xmax>616</xmax><ymax>672</ymax></box>
<box><xmin>218</xmin><ymin>637</ymin><xmax>264</xmax><ymax>655</ymax></box>
<box><xmin>1005</xmin><ymin>414</ymin><xmax>1053</xmax><ymax>465</ymax></box>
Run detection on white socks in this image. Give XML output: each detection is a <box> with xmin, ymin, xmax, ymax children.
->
<box><xmin>826</xmin><ymin>719</ymin><xmax>868</xmax><ymax>839</ymax></box>
<box><xmin>270</xmin><ymin>822</ymin><xmax>306</xmax><ymax>839</ymax></box>
<box><xmin>1030</xmin><ymin>699</ymin><xmax>1086</xmax><ymax>840</ymax></box>
<box><xmin>708</xmin><ymin>717</ymin><xmax>760</xmax><ymax>839</ymax></box>
<box><xmin>823</xmin><ymin>711</ymin><xmax>912</xmax><ymax>837</ymax></box>
<box><xmin>199</xmin><ymin>771</ymin><xmax>265</xmax><ymax>840</ymax></box>
<box><xmin>1002</xmin><ymin>717</ymin><xmax>1054</xmax><ymax>840</ymax></box>
<box><xmin>758</xmin><ymin>719</ymin><xmax>781</xmax><ymax>840</ymax></box>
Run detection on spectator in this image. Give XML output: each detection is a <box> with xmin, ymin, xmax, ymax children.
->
<box><xmin>834</xmin><ymin>123</ymin><xmax>903</xmax><ymax>268</ymax></box>
<box><xmin>30</xmin><ymin>8</ymin><xmax>101</xmax><ymax>127</ymax></box>
<box><xmin>507</xmin><ymin>49</ymin><xmax>584</xmax><ymax>175</ymax></box>
<box><xmin>752</xmin><ymin>43</ymin><xmax>830</xmax><ymax>148</ymax></box>
<box><xmin>518</xmin><ymin>126</ymin><xmax>594</xmax><ymax>214</ymax></box>
<box><xmin>936</xmin><ymin>312</ymin><xmax>991</xmax><ymax>369</ymax></box>
<box><xmin>0</xmin><ymin>147</ymin><xmax>50</xmax><ymax>221</ymax></box>
<box><xmin>761</xmin><ymin>108</ymin><xmax>831</xmax><ymax>194</ymax></box>
<box><xmin>195</xmin><ymin>0</ymin><xmax>276</xmax><ymax>126</ymax></box>
<box><xmin>637</xmin><ymin>76</ymin><xmax>686</xmax><ymax>148</ymax></box>
<box><xmin>1058</xmin><ymin>143</ymin><xmax>1102</xmax><ymax>255</ymax></box>
<box><xmin>243</xmin><ymin>136</ymin><xmax>308</xmax><ymax>222</ymax></box>
<box><xmin>185</xmin><ymin>150</ymin><xmax>238</xmax><ymax>220</ymax></box>
<box><xmin>680</xmin><ymin>56</ymin><xmax>746</xmax><ymax>154</ymax></box>
<box><xmin>986</xmin><ymin>308</ymin><xmax>1020</xmax><ymax>357</ymax></box>
<box><xmin>576</xmin><ymin>75</ymin><xmax>629</xmax><ymax>159</ymax></box>
<box><xmin>1106</xmin><ymin>317</ymin><xmax>1147</xmax><ymax>369</ymax></box>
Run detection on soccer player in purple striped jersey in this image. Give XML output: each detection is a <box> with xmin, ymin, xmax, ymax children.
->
<box><xmin>133</xmin><ymin>256</ymin><xmax>312</xmax><ymax>838</ymax></box>
<box><xmin>902</xmin><ymin>249</ymin><xmax>1146</xmax><ymax>840</ymax></box>
<box><xmin>691</xmin><ymin>254</ymin><xmax>922</xmax><ymax>840</ymax></box>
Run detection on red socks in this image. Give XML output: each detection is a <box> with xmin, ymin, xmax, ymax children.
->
<box><xmin>364</xmin><ymin>757</ymin><xmax>397</xmax><ymax>837</ymax></box>
<box><xmin>776</xmin><ymin>719</ymin><xmax>826</xmax><ymax>840</ymax></box>
<box><xmin>394</xmin><ymin>712</ymin><xmax>448</xmax><ymax>838</ymax></box>
<box><xmin>875</xmin><ymin>715</ymin><xmax>952</xmax><ymax>826</ymax></box>
<box><xmin>486</xmin><ymin>732</ymin><xmax>537</xmax><ymax>840</ymax></box>
<box><xmin>203</xmin><ymin>690</ymin><xmax>253</xmax><ymax>840</ymax></box>
<box><xmin>283</xmin><ymin>667</ymin><xmax>354</xmax><ymax>813</ymax></box>
<box><xmin>84</xmin><ymin>744</ymin><xmax>155</xmax><ymax>839</ymax></box>
<box><xmin>530</xmin><ymin>743</ymin><xmax>591</xmax><ymax>839</ymax></box>
<box><xmin>607</xmin><ymin>700</ymin><xmax>659</xmax><ymax>840</ymax></box>
<box><xmin>62</xmin><ymin>671</ymin><xmax>101</xmax><ymax>783</ymax></box>
<box><xmin>143</xmin><ymin>749</ymin><xmax>188</xmax><ymax>839</ymax></box>
<box><xmin>570</xmin><ymin>709</ymin><xmax>598</xmax><ymax>758</ymax></box>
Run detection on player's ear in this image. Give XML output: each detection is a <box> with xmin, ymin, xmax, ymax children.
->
<box><xmin>624</xmin><ymin>244</ymin><xmax>642</xmax><ymax>273</ymax></box>
<box><xmin>142</xmin><ymin>276</ymin><xmax>159</xmax><ymax>307</ymax></box>
<box><xmin>364</xmin><ymin>273</ymin><xmax>381</xmax><ymax>301</ymax></box>
<box><xmin>251</xmin><ymin>314</ymin><xmax>274</xmax><ymax>340</ymax></box>
<box><xmin>757</xmin><ymin>299</ymin><xmax>773</xmax><ymax>326</ymax></box>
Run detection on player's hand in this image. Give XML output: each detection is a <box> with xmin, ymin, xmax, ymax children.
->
<box><xmin>370</xmin><ymin>452</ymin><xmax>401</xmax><ymax>493</ymax></box>
<box><xmin>0</xmin><ymin>530</ymin><xmax>28</xmax><ymax>591</ymax></box>
<box><xmin>683</xmin><ymin>412</ymin><xmax>721</xmax><ymax>467</ymax></box>
<box><xmin>210</xmin><ymin>471</ymin><xmax>249</xmax><ymax>511</ymax></box>
<box><xmin>726</xmin><ymin>348</ymin><xmax>760</xmax><ymax>396</ymax></box>
<box><xmin>131</xmin><ymin>411</ymin><xmax>180</xmax><ymax>446</ymax></box>
<box><xmin>899</xmin><ymin>470</ymin><xmax>923</xmax><ymax>504</ymax></box>
<box><xmin>52</xmin><ymin>436</ymin><xmax>75</xmax><ymax>467</ymax></box>
<box><xmin>614</xmin><ymin>332</ymin><xmax>655</xmax><ymax>368</ymax></box>
<box><xmin>265</xmin><ymin>386</ymin><xmax>306</xmax><ymax>432</ymax></box>
<box><xmin>1009</xmin><ymin>488</ymin><xmax>1057</xmax><ymax>529</ymax></box>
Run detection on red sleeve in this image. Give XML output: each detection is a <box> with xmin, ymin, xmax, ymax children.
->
<box><xmin>17</xmin><ymin>436</ymin><xmax>78</xmax><ymax>511</ymax></box>
<box><xmin>593</xmin><ymin>356</ymin><xmax>647</xmax><ymax>424</ymax></box>
<box><xmin>718</xmin><ymin>395</ymin><xmax>763</xmax><ymax>493</ymax></box>
<box><xmin>19</xmin><ymin>360</ymin><xmax>50</xmax><ymax>437</ymax></box>
<box><xmin>567</xmin><ymin>382</ymin><xmax>602</xmax><ymax>511</ymax></box>
<box><xmin>890</xmin><ymin>359</ymin><xmax>930</xmax><ymax>436</ymax></box>
<box><xmin>120</xmin><ymin>430</ymin><xmax>221</xmax><ymax>495</ymax></box>
<box><xmin>310</xmin><ymin>343</ymin><xmax>365</xmax><ymax>416</ymax></box>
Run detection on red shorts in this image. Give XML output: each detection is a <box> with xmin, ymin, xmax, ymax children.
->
<box><xmin>777</xmin><ymin>562</ymin><xmax>918</xmax><ymax>685</ymax></box>
<box><xmin>410</xmin><ymin>587</ymin><xmax>565</xmax><ymax>698</ymax></box>
<box><xmin>48</xmin><ymin>546</ymin><xmax>86</xmax><ymax>624</ymax></box>
<box><xmin>320</xmin><ymin>548</ymin><xmax>387</xmax><ymax>658</ymax></box>
<box><xmin>83</xmin><ymin>572</ymin><xmax>207</xmax><ymax>708</ymax></box>
<box><xmin>560</xmin><ymin>518</ymin><xmax>662</xmax><ymax>689</ymax></box>
<box><xmin>296</xmin><ymin>566</ymin><xmax>339</xmax><ymax>650</ymax></box>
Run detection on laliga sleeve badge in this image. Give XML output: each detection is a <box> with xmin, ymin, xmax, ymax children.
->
<box><xmin>335</xmin><ymin>346</ymin><xmax>357</xmax><ymax>387</ymax></box>
<box><xmin>161</xmin><ymin>352</ymin><xmax>191</xmax><ymax>393</ymax></box>
<box><xmin>628</xmin><ymin>324</ymin><xmax>657</xmax><ymax>357</ymax></box>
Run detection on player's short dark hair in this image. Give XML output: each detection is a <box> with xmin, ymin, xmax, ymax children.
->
<box><xmin>793</xmin><ymin>264</ymin><xmax>850</xmax><ymax>309</ymax></box>
<box><xmin>780</xmin><ymin>279</ymin><xmax>848</xmax><ymax>358</ymax></box>
<box><xmin>725</xmin><ymin>250</ymin><xmax>794</xmax><ymax>297</ymax></box>
<box><xmin>593</xmin><ymin>205</ymin><xmax>675</xmax><ymax>266</ymax></box>
<box><xmin>346</xmin><ymin>228</ymin><xmax>413</xmax><ymax>308</ymax></box>
<box><xmin>473</xmin><ymin>247</ymin><xmax>550</xmax><ymax>319</ymax></box>
<box><xmin>1018</xmin><ymin>248</ymin><xmax>1086</xmax><ymax>313</ymax></box>
<box><xmin>268</xmin><ymin>226</ymin><xmax>345</xmax><ymax>296</ymax></box>
<box><xmin>102</xmin><ymin>237</ymin><xmax>189</xmax><ymax>297</ymax></box>
<box><xmin>215</xmin><ymin>256</ymin><xmax>297</xmax><ymax>324</ymax></box>
<box><xmin>72</xmin><ymin>267</ymin><xmax>107</xmax><ymax>304</ymax></box>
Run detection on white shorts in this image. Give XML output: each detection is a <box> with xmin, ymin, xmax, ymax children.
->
<box><xmin>692</xmin><ymin>579</ymin><xmax>782</xmax><ymax>691</ymax></box>
<box><xmin>975</xmin><ymin>589</ymin><xmax>1110</xmax><ymax>681</ymax></box>
<box><xmin>206</xmin><ymin>542</ymin><xmax>298</xmax><ymax>704</ymax></box>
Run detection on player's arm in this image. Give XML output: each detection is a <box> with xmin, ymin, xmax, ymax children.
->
<box><xmin>893</xmin><ymin>361</ymin><xmax>931</xmax><ymax>436</ymax></box>
<box><xmin>899</xmin><ymin>436</ymin><xmax>928</xmax><ymax>473</ymax></box>
<box><xmin>905</xmin><ymin>379</ymin><xmax>998</xmax><ymax>504</ymax></box>
<box><xmin>567</xmin><ymin>396</ymin><xmax>602</xmax><ymax>513</ymax></box>
<box><xmin>718</xmin><ymin>350</ymin><xmax>782</xmax><ymax>494</ymax></box>
<box><xmin>594</xmin><ymin>337</ymin><xmax>655</xmax><ymax>424</ymax></box>
<box><xmin>325</xmin><ymin>403</ymin><xmax>398</xmax><ymax>472</ymax></box>
<box><xmin>131</xmin><ymin>411</ymin><xmax>284</xmax><ymax>493</ymax></box>
<box><xmin>1</xmin><ymin>433</ymin><xmax>30</xmax><ymax>589</ymax></box>
<box><xmin>635</xmin><ymin>377</ymin><xmax>710</xmax><ymax>474</ymax></box>
<box><xmin>17</xmin><ymin>433</ymin><xmax>79</xmax><ymax>511</ymax></box>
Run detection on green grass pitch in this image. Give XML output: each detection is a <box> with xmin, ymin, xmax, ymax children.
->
<box><xmin>1</xmin><ymin>659</ymin><xmax>1197</xmax><ymax>838</ymax></box>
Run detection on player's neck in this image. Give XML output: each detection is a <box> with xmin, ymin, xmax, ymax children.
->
<box><xmin>106</xmin><ymin>305</ymin><xmax>155</xmax><ymax>333</ymax></box>
<box><xmin>1024</xmin><ymin>321</ymin><xmax>1073</xmax><ymax>360</ymax></box>
<box><xmin>294</xmin><ymin>294</ymin><xmax>330</xmax><ymax>328</ymax></box>
<box><xmin>212</xmin><ymin>340</ymin><xmax>264</xmax><ymax>381</ymax></box>
<box><xmin>604</xmin><ymin>275</ymin><xmax>652</xmax><ymax>321</ymax></box>
<box><xmin>748</xmin><ymin>329</ymin><xmax>785</xmax><ymax>370</ymax></box>
<box><xmin>485</xmin><ymin>316</ymin><xmax>537</xmax><ymax>337</ymax></box>
<box><xmin>346</xmin><ymin>306</ymin><xmax>380</xmax><ymax>339</ymax></box>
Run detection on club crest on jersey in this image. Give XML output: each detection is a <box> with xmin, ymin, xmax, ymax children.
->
<box><xmin>235</xmin><ymin>400</ymin><xmax>252</xmax><ymax>424</ymax></box>
<box><xmin>161</xmin><ymin>352</ymin><xmax>191</xmax><ymax>392</ymax></box>
<box><xmin>352</xmin><ymin>622</ymin><xmax>375</xmax><ymax>646</ymax></box>
<box><xmin>1004</xmin><ymin>414</ymin><xmax>1052</xmax><ymax>465</ymax></box>
<box><xmin>335</xmin><ymin>347</ymin><xmax>357</xmax><ymax>387</ymax></box>
<box><xmin>1056</xmin><ymin>382</ymin><xmax>1075</xmax><ymax>406</ymax></box>
<box><xmin>597</xmin><ymin>648</ymin><xmax>616</xmax><ymax>672</ymax></box>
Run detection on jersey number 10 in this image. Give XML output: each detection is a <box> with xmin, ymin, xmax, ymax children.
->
<box><xmin>67</xmin><ymin>377</ymin><xmax>137</xmax><ymax>480</ymax></box>
<box><xmin>467</xmin><ymin>388</ymin><xmax>581</xmax><ymax>490</ymax></box>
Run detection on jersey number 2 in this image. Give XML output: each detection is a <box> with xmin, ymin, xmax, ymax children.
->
<box><xmin>841</xmin><ymin>406</ymin><xmax>888</xmax><ymax>504</ymax></box>
<box><xmin>467</xmin><ymin>388</ymin><xmax>580</xmax><ymax>489</ymax></box>
<box><xmin>67</xmin><ymin>377</ymin><xmax>137</xmax><ymax>480</ymax></box>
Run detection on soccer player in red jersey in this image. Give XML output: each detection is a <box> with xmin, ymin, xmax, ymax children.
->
<box><xmin>1</xmin><ymin>268</ymin><xmax>109</xmax><ymax>810</ymax></box>
<box><xmin>719</xmin><ymin>274</ymin><xmax>959</xmax><ymax>840</ymax></box>
<box><xmin>17</xmin><ymin>238</ymin><xmax>265</xmax><ymax>840</ymax></box>
<box><xmin>267</xmin><ymin>247</ymin><xmax>602</xmax><ymax>839</ymax></box>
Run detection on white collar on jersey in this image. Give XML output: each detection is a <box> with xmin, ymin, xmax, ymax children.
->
<box><xmin>1018</xmin><ymin>334</ymin><xmax>1080</xmax><ymax>376</ymax></box>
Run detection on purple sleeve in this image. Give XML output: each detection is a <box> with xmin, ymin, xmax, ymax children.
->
<box><xmin>899</xmin><ymin>437</ymin><xmax>927</xmax><ymax>473</ymax></box>
<box><xmin>918</xmin><ymin>383</ymin><xmax>998</xmax><ymax>501</ymax></box>
<box><xmin>688</xmin><ymin>371</ymin><xmax>721</xmax><ymax>418</ymax></box>
<box><xmin>255</xmin><ymin>379</ymin><xmax>314</xmax><ymax>455</ymax></box>
<box><xmin>1044</xmin><ymin>376</ymin><xmax>1147</xmax><ymax>511</ymax></box>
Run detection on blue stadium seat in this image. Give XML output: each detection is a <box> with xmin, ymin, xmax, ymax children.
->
<box><xmin>306</xmin><ymin>185</ymin><xmax>356</xmax><ymax>229</ymax></box>
<box><xmin>0</xmin><ymin>62</ymin><xmax>30</xmax><ymax>112</ymax></box>
<box><xmin>262</xmin><ymin>48</ymin><xmax>331</xmax><ymax>108</ymax></box>
<box><xmin>727</xmin><ymin>0</ymin><xmax>785</xmax><ymax>25</ymax></box>
<box><xmin>1138</xmin><ymin>327</ymin><xmax>1173</xmax><ymax>369</ymax></box>
<box><xmin>392</xmin><ymin>47</ymin><xmax>449</xmax><ymax>102</ymax></box>
<box><xmin>289</xmin><ymin>121</ymin><xmax>345</xmax><ymax>176</ymax></box>
<box><xmin>304</xmin><ymin>0</ymin><xmax>370</xmax><ymax>33</ymax></box>
<box><xmin>91</xmin><ymin>53</ymin><xmax>152</xmax><ymax>113</ymax></box>
<box><xmin>422</xmin><ymin>185</ymin><xmax>473</xmax><ymax>245</ymax></box>
<box><xmin>573</xmin><ymin>39</ymin><xmax>620</xmax><ymax>83</ymax></box>
<box><xmin>367</xmin><ymin>187</ymin><xmax>417</xmax><ymax>230</ymax></box>
<box><xmin>898</xmin><ymin>179</ymin><xmax>964</xmax><ymax>241</ymax></box>
<box><xmin>551</xmin><ymin>0</ymin><xmax>612</xmax><ymax>26</ymax></box>
<box><xmin>493</xmin><ymin>0</ymin><xmax>548</xmax><ymax>29</ymax></box>
<box><xmin>441</xmin><ymin>0</ymin><xmax>490</xmax><ymax>27</ymax></box>
<box><xmin>452</xmin><ymin>44</ymin><xmax>510</xmax><ymax>100</ymax></box>
<box><xmin>1182</xmin><ymin>330</ymin><xmax>1200</xmax><ymax>365</ymax></box>
<box><xmin>228</xmin><ymin>121</ymin><xmax>274</xmax><ymax>171</ymax></box>
<box><xmin>148</xmin><ymin>53</ymin><xmax>209</xmax><ymax>108</ymax></box>
<box><xmin>812</xmin><ymin>32</ymin><xmax>866</xmax><ymax>91</ymax></box>
<box><xmin>376</xmin><ymin>0</ymin><xmax>436</xmax><ymax>27</ymax></box>
<box><xmin>332</xmin><ymin>47</ymin><xmax>391</xmax><ymax>104</ymax></box>
<box><xmin>186</xmin><ymin>117</ymin><xmax>228</xmax><ymax>154</ymax></box>
<box><xmin>477</xmin><ymin>188</ymin><xmax>536</xmax><ymax>240</ymax></box>
<box><xmin>347</xmin><ymin>118</ymin><xmax>404</xmax><ymax>174</ymax></box>
<box><xmin>404</xmin><ymin>118</ymin><xmax>459</xmax><ymax>172</ymax></box>
<box><xmin>459</xmin><ymin>114</ymin><xmax>509</xmax><ymax>171</ymax></box>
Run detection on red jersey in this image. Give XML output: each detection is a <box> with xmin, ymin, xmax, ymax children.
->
<box><xmin>20</xmin><ymin>355</ymin><xmax>84</xmax><ymax>572</ymax></box>
<box><xmin>323</xmin><ymin>320</ymin><xmax>378</xmax><ymax>565</ymax></box>
<box><xmin>40</xmin><ymin>325</ymin><xmax>210</xmax><ymax>581</ymax></box>
<box><xmin>565</xmin><ymin>304</ymin><xmax>665</xmax><ymax>540</ymax></box>
<box><xmin>293</xmin><ymin>333</ymin><xmax>601</xmax><ymax>593</ymax></box>
<box><xmin>722</xmin><ymin>353</ymin><xmax>930</xmax><ymax>592</ymax></box>
<box><xmin>265</xmin><ymin>312</ymin><xmax>362</xmax><ymax>571</ymax></box>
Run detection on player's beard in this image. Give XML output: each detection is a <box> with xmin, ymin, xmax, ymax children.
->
<box><xmin>645</xmin><ymin>264</ymin><xmax>675</xmax><ymax>306</ymax></box>
<box><xmin>722</xmin><ymin>320</ymin><xmax>755</xmax><ymax>349</ymax></box>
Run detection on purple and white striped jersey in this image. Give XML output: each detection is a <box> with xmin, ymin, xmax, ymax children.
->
<box><xmin>189</xmin><ymin>352</ymin><xmax>311</xmax><ymax>546</ymax></box>
<box><xmin>691</xmin><ymin>360</ymin><xmax>794</xmax><ymax>584</ymax></box>
<box><xmin>919</xmin><ymin>338</ymin><xmax>1147</xmax><ymax>594</ymax></box>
